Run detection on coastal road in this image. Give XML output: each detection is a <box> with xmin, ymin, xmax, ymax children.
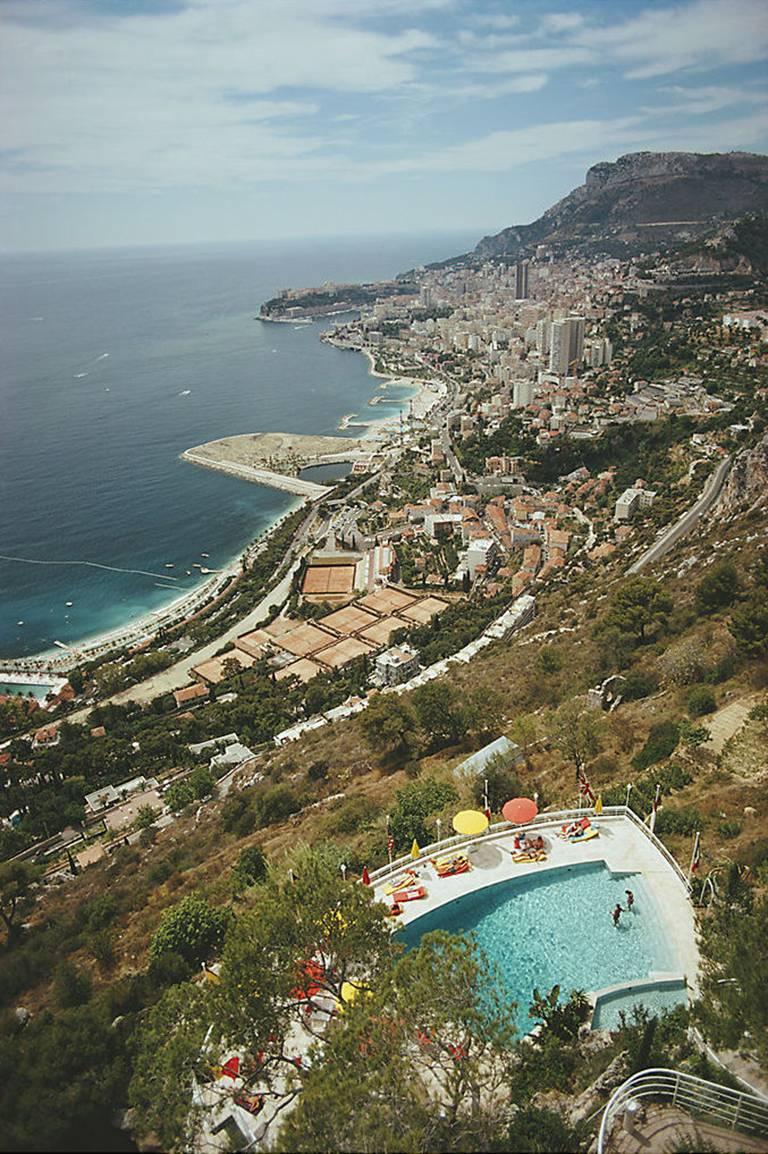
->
<box><xmin>627</xmin><ymin>456</ymin><xmax>732</xmax><ymax>575</ymax></box>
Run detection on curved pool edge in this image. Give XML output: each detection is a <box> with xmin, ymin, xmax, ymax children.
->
<box><xmin>373</xmin><ymin>813</ymin><xmax>700</xmax><ymax>1006</ymax></box>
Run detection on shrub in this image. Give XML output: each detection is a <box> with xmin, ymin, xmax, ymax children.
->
<box><xmin>389</xmin><ymin>777</ymin><xmax>458</xmax><ymax>850</ymax></box>
<box><xmin>472</xmin><ymin>754</ymin><xmax>522</xmax><ymax>813</ymax></box>
<box><xmin>621</xmin><ymin>668</ymin><xmax>660</xmax><ymax>701</ymax></box>
<box><xmin>307</xmin><ymin>760</ymin><xmax>328</xmax><ymax>782</ymax></box>
<box><xmin>687</xmin><ymin>686</ymin><xmax>716</xmax><ymax>717</ymax></box>
<box><xmin>232</xmin><ymin>845</ymin><xmax>268</xmax><ymax>892</ymax></box>
<box><xmin>53</xmin><ymin>962</ymin><xmax>92</xmax><ymax>1008</ymax></box>
<box><xmin>696</xmin><ymin>561</ymin><xmax>739</xmax><ymax>615</ymax></box>
<box><xmin>255</xmin><ymin>784</ymin><xmax>301</xmax><ymax>827</ymax></box>
<box><xmin>717</xmin><ymin>820</ymin><xmax>741</xmax><ymax>840</ymax></box>
<box><xmin>221</xmin><ymin>793</ymin><xmax>256</xmax><ymax>837</ymax></box>
<box><xmin>632</xmin><ymin>721</ymin><xmax>680</xmax><ymax>771</ymax></box>
<box><xmin>324</xmin><ymin>796</ymin><xmax>381</xmax><ymax>836</ymax></box>
<box><xmin>150</xmin><ymin>895</ymin><xmax>230</xmax><ymax>965</ymax></box>
<box><xmin>655</xmin><ymin>807</ymin><xmax>703</xmax><ymax>836</ymax></box>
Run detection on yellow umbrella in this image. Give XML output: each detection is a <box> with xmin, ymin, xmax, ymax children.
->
<box><xmin>410</xmin><ymin>838</ymin><xmax>421</xmax><ymax>860</ymax></box>
<box><xmin>339</xmin><ymin>981</ymin><xmax>371</xmax><ymax>1010</ymax></box>
<box><xmin>595</xmin><ymin>795</ymin><xmax>603</xmax><ymax>815</ymax></box>
<box><xmin>452</xmin><ymin>809</ymin><xmax>489</xmax><ymax>836</ymax></box>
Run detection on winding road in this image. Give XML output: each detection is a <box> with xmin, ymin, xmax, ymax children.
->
<box><xmin>627</xmin><ymin>456</ymin><xmax>732</xmax><ymax>575</ymax></box>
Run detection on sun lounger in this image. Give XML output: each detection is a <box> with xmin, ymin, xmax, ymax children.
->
<box><xmin>390</xmin><ymin>885</ymin><xmax>427</xmax><ymax>902</ymax></box>
<box><xmin>512</xmin><ymin>850</ymin><xmax>547</xmax><ymax>863</ymax></box>
<box><xmin>382</xmin><ymin>870</ymin><xmax>417</xmax><ymax>895</ymax></box>
<box><xmin>431</xmin><ymin>854</ymin><xmax>470</xmax><ymax>877</ymax></box>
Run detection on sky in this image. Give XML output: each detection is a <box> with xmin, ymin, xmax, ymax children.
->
<box><xmin>1</xmin><ymin>0</ymin><xmax>767</xmax><ymax>252</ymax></box>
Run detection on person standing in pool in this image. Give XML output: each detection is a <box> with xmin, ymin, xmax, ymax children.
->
<box><xmin>625</xmin><ymin>889</ymin><xmax>635</xmax><ymax>911</ymax></box>
<box><xmin>612</xmin><ymin>903</ymin><xmax>623</xmax><ymax>927</ymax></box>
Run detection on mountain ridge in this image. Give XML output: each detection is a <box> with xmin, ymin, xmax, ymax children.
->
<box><xmin>467</xmin><ymin>150</ymin><xmax>768</xmax><ymax>263</ymax></box>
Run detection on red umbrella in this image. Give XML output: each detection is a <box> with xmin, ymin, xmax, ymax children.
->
<box><xmin>220</xmin><ymin>1056</ymin><xmax>240</xmax><ymax>1080</ymax></box>
<box><xmin>361</xmin><ymin>866</ymin><xmax>371</xmax><ymax>886</ymax></box>
<box><xmin>502</xmin><ymin>797</ymin><xmax>538</xmax><ymax>824</ymax></box>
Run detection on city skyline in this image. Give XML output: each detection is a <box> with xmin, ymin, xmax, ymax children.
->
<box><xmin>1</xmin><ymin>0</ymin><xmax>767</xmax><ymax>251</ymax></box>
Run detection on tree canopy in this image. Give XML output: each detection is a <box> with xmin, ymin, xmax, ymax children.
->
<box><xmin>599</xmin><ymin>577</ymin><xmax>672</xmax><ymax>644</ymax></box>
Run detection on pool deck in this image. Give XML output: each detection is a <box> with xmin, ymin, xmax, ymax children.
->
<box><xmin>373</xmin><ymin>813</ymin><xmax>699</xmax><ymax>1000</ymax></box>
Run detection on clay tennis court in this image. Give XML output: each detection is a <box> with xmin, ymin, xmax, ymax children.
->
<box><xmin>191</xmin><ymin>650</ymin><xmax>256</xmax><ymax>685</ymax></box>
<box><xmin>357</xmin><ymin>615</ymin><xmax>412</xmax><ymax>647</ymax></box>
<box><xmin>358</xmin><ymin>586</ymin><xmax>419</xmax><ymax>614</ymax></box>
<box><xmin>302</xmin><ymin>563</ymin><xmax>357</xmax><ymax>596</ymax></box>
<box><xmin>234</xmin><ymin>628</ymin><xmax>272</xmax><ymax>658</ymax></box>
<box><xmin>400</xmin><ymin>595</ymin><xmax>450</xmax><ymax>625</ymax></box>
<box><xmin>320</xmin><ymin>604</ymin><xmax>380</xmax><ymax>636</ymax></box>
<box><xmin>276</xmin><ymin>621</ymin><xmax>339</xmax><ymax>658</ymax></box>
<box><xmin>275</xmin><ymin>658</ymin><xmax>323</xmax><ymax>684</ymax></box>
<box><xmin>313</xmin><ymin>636</ymin><xmax>376</xmax><ymax>670</ymax></box>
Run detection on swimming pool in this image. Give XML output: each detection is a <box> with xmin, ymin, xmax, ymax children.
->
<box><xmin>399</xmin><ymin>861</ymin><xmax>683</xmax><ymax>1034</ymax></box>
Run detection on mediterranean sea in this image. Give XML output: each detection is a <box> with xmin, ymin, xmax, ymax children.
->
<box><xmin>0</xmin><ymin>232</ymin><xmax>478</xmax><ymax>659</ymax></box>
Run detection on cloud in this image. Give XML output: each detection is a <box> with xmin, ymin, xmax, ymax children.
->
<box><xmin>362</xmin><ymin>106</ymin><xmax>768</xmax><ymax>177</ymax></box>
<box><xmin>647</xmin><ymin>84</ymin><xmax>768</xmax><ymax>115</ymax></box>
<box><xmin>540</xmin><ymin>13</ymin><xmax>586</xmax><ymax>35</ymax></box>
<box><xmin>582</xmin><ymin>0</ymin><xmax>768</xmax><ymax>79</ymax></box>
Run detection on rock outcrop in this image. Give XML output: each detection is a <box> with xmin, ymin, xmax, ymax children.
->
<box><xmin>718</xmin><ymin>431</ymin><xmax>768</xmax><ymax>517</ymax></box>
<box><xmin>471</xmin><ymin>151</ymin><xmax>768</xmax><ymax>262</ymax></box>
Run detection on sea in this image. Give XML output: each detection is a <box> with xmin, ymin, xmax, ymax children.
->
<box><xmin>0</xmin><ymin>232</ymin><xmax>479</xmax><ymax>660</ymax></box>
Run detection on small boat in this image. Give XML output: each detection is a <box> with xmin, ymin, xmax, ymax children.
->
<box><xmin>201</xmin><ymin>553</ymin><xmax>209</xmax><ymax>558</ymax></box>
<box><xmin>185</xmin><ymin>570</ymin><xmax>192</xmax><ymax>575</ymax></box>
<box><xmin>192</xmin><ymin>563</ymin><xmax>202</xmax><ymax>569</ymax></box>
<box><xmin>65</xmin><ymin>601</ymin><xmax>73</xmax><ymax>607</ymax></box>
<box><xmin>16</xmin><ymin>621</ymin><xmax>24</xmax><ymax>626</ymax></box>
<box><xmin>165</xmin><ymin>563</ymin><xmax>175</xmax><ymax>569</ymax></box>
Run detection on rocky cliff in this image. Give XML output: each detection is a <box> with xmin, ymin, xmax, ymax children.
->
<box><xmin>473</xmin><ymin>151</ymin><xmax>768</xmax><ymax>262</ymax></box>
<box><xmin>719</xmin><ymin>431</ymin><xmax>768</xmax><ymax>517</ymax></box>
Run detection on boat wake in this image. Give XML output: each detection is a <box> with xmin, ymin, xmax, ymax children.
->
<box><xmin>0</xmin><ymin>553</ymin><xmax>178</xmax><ymax>582</ymax></box>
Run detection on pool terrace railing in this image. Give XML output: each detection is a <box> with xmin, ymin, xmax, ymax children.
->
<box><xmin>367</xmin><ymin>807</ymin><xmax>691</xmax><ymax>891</ymax></box>
<box><xmin>596</xmin><ymin>1067</ymin><xmax>768</xmax><ymax>1153</ymax></box>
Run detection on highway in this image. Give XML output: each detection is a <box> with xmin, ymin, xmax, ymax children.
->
<box><xmin>627</xmin><ymin>456</ymin><xmax>732</xmax><ymax>575</ymax></box>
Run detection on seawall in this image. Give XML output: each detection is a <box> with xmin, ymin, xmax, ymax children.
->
<box><xmin>181</xmin><ymin>450</ymin><xmax>331</xmax><ymax>499</ymax></box>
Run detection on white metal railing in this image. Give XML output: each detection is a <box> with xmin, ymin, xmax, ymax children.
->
<box><xmin>597</xmin><ymin>1067</ymin><xmax>768</xmax><ymax>1153</ymax></box>
<box><xmin>621</xmin><ymin>804</ymin><xmax>691</xmax><ymax>891</ymax></box>
<box><xmin>368</xmin><ymin>807</ymin><xmax>687</xmax><ymax>887</ymax></box>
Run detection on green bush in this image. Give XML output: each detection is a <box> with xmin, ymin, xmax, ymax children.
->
<box><xmin>323</xmin><ymin>796</ymin><xmax>381</xmax><ymax>836</ymax></box>
<box><xmin>232</xmin><ymin>845</ymin><xmax>268</xmax><ymax>892</ymax></box>
<box><xmin>389</xmin><ymin>776</ymin><xmax>458</xmax><ymax>850</ymax></box>
<box><xmin>632</xmin><ymin>721</ymin><xmax>680</xmax><ymax>770</ymax></box>
<box><xmin>696</xmin><ymin>561</ymin><xmax>739</xmax><ymax>615</ymax></box>
<box><xmin>150</xmin><ymin>895</ymin><xmax>230</xmax><ymax>965</ymax></box>
<box><xmin>717</xmin><ymin>820</ymin><xmax>741</xmax><ymax>840</ymax></box>
<box><xmin>655</xmin><ymin>807</ymin><xmax>703</xmax><ymax>836</ymax></box>
<box><xmin>221</xmin><ymin>793</ymin><xmax>257</xmax><ymax>837</ymax></box>
<box><xmin>622</xmin><ymin>668</ymin><xmax>660</xmax><ymax>701</ymax></box>
<box><xmin>687</xmin><ymin>686</ymin><xmax>716</xmax><ymax>717</ymax></box>
<box><xmin>53</xmin><ymin>962</ymin><xmax>92</xmax><ymax>1008</ymax></box>
<box><xmin>255</xmin><ymin>784</ymin><xmax>301</xmax><ymax>827</ymax></box>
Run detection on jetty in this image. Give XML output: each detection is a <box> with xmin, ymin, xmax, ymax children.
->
<box><xmin>181</xmin><ymin>432</ymin><xmax>382</xmax><ymax>498</ymax></box>
<box><xmin>182</xmin><ymin>450</ymin><xmax>331</xmax><ymax>499</ymax></box>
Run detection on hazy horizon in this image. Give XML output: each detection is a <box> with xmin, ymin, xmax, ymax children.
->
<box><xmin>2</xmin><ymin>0</ymin><xmax>767</xmax><ymax>253</ymax></box>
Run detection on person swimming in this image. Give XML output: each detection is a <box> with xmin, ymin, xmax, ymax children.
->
<box><xmin>612</xmin><ymin>903</ymin><xmax>623</xmax><ymax>927</ymax></box>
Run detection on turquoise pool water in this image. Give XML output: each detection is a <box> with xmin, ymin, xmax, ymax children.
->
<box><xmin>591</xmin><ymin>979</ymin><xmax>688</xmax><ymax>1030</ymax></box>
<box><xmin>399</xmin><ymin>862</ymin><xmax>679</xmax><ymax>1034</ymax></box>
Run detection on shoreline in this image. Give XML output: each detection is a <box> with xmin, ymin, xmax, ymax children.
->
<box><xmin>350</xmin><ymin>346</ymin><xmax>445</xmax><ymax>439</ymax></box>
<box><xmin>0</xmin><ymin>503</ymin><xmax>301</xmax><ymax>673</ymax></box>
<box><xmin>1</xmin><ymin>336</ymin><xmax>443</xmax><ymax>675</ymax></box>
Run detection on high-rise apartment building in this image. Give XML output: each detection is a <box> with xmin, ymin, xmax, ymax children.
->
<box><xmin>514</xmin><ymin>260</ymin><xmax>529</xmax><ymax>300</ymax></box>
<box><xmin>549</xmin><ymin>315</ymin><xmax>585</xmax><ymax>375</ymax></box>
